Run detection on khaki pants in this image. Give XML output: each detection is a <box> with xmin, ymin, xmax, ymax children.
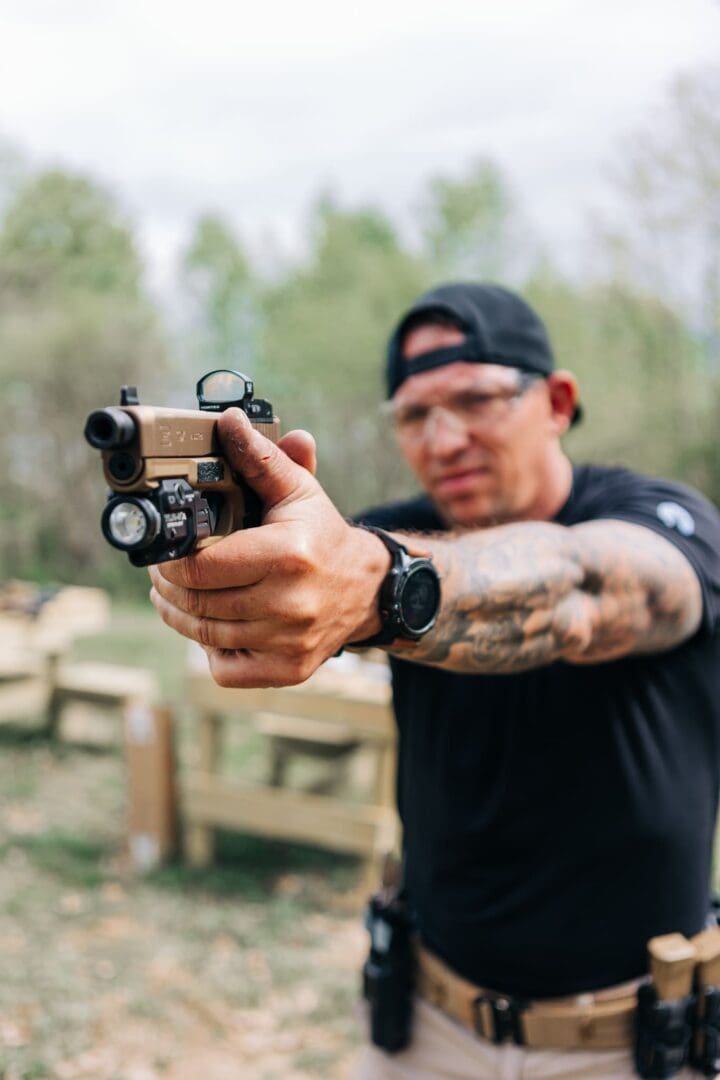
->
<box><xmin>352</xmin><ymin>997</ymin><xmax>711</xmax><ymax>1079</ymax></box>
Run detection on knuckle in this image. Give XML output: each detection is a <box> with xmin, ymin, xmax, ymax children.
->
<box><xmin>284</xmin><ymin>637</ymin><xmax>308</xmax><ymax>660</ymax></box>
<box><xmin>287</xmin><ymin>592</ymin><xmax>320</xmax><ymax>632</ymax></box>
<box><xmin>156</xmin><ymin>604</ymin><xmax>173</xmax><ymax>630</ymax></box>
<box><xmin>187</xmin><ymin>587</ymin><xmax>208</xmax><ymax>619</ymax></box>
<box><xmin>178</xmin><ymin>556</ymin><xmax>204</xmax><ymax>590</ymax></box>
<box><xmin>212</xmin><ymin>665</ymin><xmax>234</xmax><ymax>689</ymax></box>
<box><xmin>209</xmin><ymin>652</ymin><xmax>238</xmax><ymax>688</ymax></box>
<box><xmin>285</xmin><ymin>533</ymin><xmax>316</xmax><ymax>576</ymax></box>
<box><xmin>196</xmin><ymin>616</ymin><xmax>215</xmax><ymax>649</ymax></box>
<box><xmin>287</xmin><ymin>654</ymin><xmax>316</xmax><ymax>685</ymax></box>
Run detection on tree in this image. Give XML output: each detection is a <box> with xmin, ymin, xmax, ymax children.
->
<box><xmin>0</xmin><ymin>170</ymin><xmax>142</xmax><ymax>298</ymax></box>
<box><xmin>180</xmin><ymin>214</ymin><xmax>259</xmax><ymax>374</ymax></box>
<box><xmin>261</xmin><ymin>198</ymin><xmax>431</xmax><ymax>512</ymax></box>
<box><xmin>0</xmin><ymin>168</ymin><xmax>168</xmax><ymax>590</ymax></box>
<box><xmin>0</xmin><ymin>137</ymin><xmax>25</xmax><ymax>218</ymax></box>
<box><xmin>419</xmin><ymin>159</ymin><xmax>533</xmax><ymax>283</ymax></box>
<box><xmin>585</xmin><ymin>65</ymin><xmax>720</xmax><ymax>504</ymax></box>
<box><xmin>597</xmin><ymin>66</ymin><xmax>720</xmax><ymax>358</ymax></box>
<box><xmin>525</xmin><ymin>266</ymin><xmax>707</xmax><ymax>486</ymax></box>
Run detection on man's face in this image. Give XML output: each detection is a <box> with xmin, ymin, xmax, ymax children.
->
<box><xmin>392</xmin><ymin>322</ymin><xmax>558</xmax><ymax>528</ymax></box>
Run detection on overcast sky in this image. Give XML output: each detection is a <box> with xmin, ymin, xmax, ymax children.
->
<box><xmin>1</xmin><ymin>0</ymin><xmax>719</xmax><ymax>294</ymax></box>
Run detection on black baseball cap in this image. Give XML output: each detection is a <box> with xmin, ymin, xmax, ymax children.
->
<box><xmin>387</xmin><ymin>282</ymin><xmax>556</xmax><ymax>394</ymax></box>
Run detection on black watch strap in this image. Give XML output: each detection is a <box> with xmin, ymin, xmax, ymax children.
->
<box><xmin>360</xmin><ymin>524</ymin><xmax>409</xmax><ymax>563</ymax></box>
<box><xmin>351</xmin><ymin>525</ymin><xmax>440</xmax><ymax>648</ymax></box>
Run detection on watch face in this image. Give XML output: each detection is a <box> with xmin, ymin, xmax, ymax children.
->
<box><xmin>402</xmin><ymin>565</ymin><xmax>441</xmax><ymax>633</ymax></box>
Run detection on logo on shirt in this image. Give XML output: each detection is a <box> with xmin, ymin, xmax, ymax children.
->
<box><xmin>656</xmin><ymin>501</ymin><xmax>695</xmax><ymax>537</ymax></box>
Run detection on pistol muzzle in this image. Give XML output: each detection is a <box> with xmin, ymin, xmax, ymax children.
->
<box><xmin>84</xmin><ymin>407</ymin><xmax>137</xmax><ymax>450</ymax></box>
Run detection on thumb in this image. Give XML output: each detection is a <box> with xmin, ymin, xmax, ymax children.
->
<box><xmin>217</xmin><ymin>407</ymin><xmax>315</xmax><ymax>510</ymax></box>
<box><xmin>278</xmin><ymin>429</ymin><xmax>317</xmax><ymax>476</ymax></box>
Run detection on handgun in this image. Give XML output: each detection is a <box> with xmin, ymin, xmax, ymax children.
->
<box><xmin>84</xmin><ymin>369</ymin><xmax>279</xmax><ymax>567</ymax></box>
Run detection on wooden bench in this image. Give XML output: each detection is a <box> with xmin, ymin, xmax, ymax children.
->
<box><xmin>0</xmin><ymin>585</ymin><xmax>112</xmax><ymax>735</ymax></box>
<box><xmin>181</xmin><ymin>660</ymin><xmax>399</xmax><ymax>885</ymax></box>
<box><xmin>46</xmin><ymin>661</ymin><xmax>160</xmax><ymax>738</ymax></box>
<box><xmin>254</xmin><ymin>711</ymin><xmax>361</xmax><ymax>791</ymax></box>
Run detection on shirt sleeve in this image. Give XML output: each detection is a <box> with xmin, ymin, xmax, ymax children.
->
<box><xmin>596</xmin><ymin>474</ymin><xmax>720</xmax><ymax>634</ymax></box>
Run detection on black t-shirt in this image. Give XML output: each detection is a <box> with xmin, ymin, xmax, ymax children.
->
<box><xmin>357</xmin><ymin>465</ymin><xmax>720</xmax><ymax>998</ymax></box>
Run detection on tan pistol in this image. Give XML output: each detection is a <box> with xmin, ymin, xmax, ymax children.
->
<box><xmin>84</xmin><ymin>369</ymin><xmax>280</xmax><ymax>567</ymax></box>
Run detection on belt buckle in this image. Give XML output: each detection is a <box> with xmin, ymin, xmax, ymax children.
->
<box><xmin>473</xmin><ymin>992</ymin><xmax>526</xmax><ymax>1045</ymax></box>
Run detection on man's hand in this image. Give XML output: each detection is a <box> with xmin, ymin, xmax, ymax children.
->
<box><xmin>148</xmin><ymin>408</ymin><xmax>390</xmax><ymax>688</ymax></box>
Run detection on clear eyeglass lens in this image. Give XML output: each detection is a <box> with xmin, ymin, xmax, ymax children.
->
<box><xmin>108</xmin><ymin>502</ymin><xmax>147</xmax><ymax>546</ymax></box>
<box><xmin>394</xmin><ymin>376</ymin><xmax>536</xmax><ymax>440</ymax></box>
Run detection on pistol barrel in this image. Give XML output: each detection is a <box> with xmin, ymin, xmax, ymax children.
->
<box><xmin>84</xmin><ymin>407</ymin><xmax>137</xmax><ymax>450</ymax></box>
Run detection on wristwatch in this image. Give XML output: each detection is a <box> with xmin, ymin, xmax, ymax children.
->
<box><xmin>352</xmin><ymin>525</ymin><xmax>441</xmax><ymax>647</ymax></box>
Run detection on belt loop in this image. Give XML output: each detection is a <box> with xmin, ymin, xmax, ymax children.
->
<box><xmin>472</xmin><ymin>996</ymin><xmax>495</xmax><ymax>1041</ymax></box>
<box><xmin>474</xmin><ymin>993</ymin><xmax>526</xmax><ymax>1045</ymax></box>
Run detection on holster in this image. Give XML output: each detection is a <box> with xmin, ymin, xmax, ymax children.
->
<box><xmin>362</xmin><ymin>882</ymin><xmax>416</xmax><ymax>1054</ymax></box>
<box><xmin>634</xmin><ymin>981</ymin><xmax>694</xmax><ymax>1078</ymax></box>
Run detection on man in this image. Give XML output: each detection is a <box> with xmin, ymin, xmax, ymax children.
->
<box><xmin>149</xmin><ymin>283</ymin><xmax>720</xmax><ymax>1079</ymax></box>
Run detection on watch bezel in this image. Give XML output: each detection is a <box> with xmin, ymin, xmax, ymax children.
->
<box><xmin>354</xmin><ymin>526</ymin><xmax>441</xmax><ymax>647</ymax></box>
<box><xmin>395</xmin><ymin>559</ymin><xmax>441</xmax><ymax>638</ymax></box>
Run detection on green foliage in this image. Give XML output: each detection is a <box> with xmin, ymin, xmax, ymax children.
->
<box><xmin>593</xmin><ymin>64</ymin><xmax>720</xmax><ymax>502</ymax></box>
<box><xmin>526</xmin><ymin>269</ymin><xmax>709</xmax><ymax>485</ymax></box>
<box><xmin>598</xmin><ymin>66</ymin><xmax>720</xmax><ymax>349</ymax></box>
<box><xmin>261</xmin><ymin>199</ymin><xmax>430</xmax><ymax>511</ymax></box>
<box><xmin>0</xmin><ymin>167</ymin><xmax>170</xmax><ymax>588</ymax></box>
<box><xmin>0</xmin><ymin>137</ymin><xmax>25</xmax><ymax>213</ymax></box>
<box><xmin>0</xmin><ymin>170</ymin><xmax>142</xmax><ymax>298</ymax></box>
<box><xmin>420</xmin><ymin>158</ymin><xmax>529</xmax><ymax>282</ymax></box>
<box><xmin>6</xmin><ymin>829</ymin><xmax>109</xmax><ymax>889</ymax></box>
<box><xmin>181</xmin><ymin>212</ymin><xmax>259</xmax><ymax>371</ymax></box>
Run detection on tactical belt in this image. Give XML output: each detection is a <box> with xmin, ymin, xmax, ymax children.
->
<box><xmin>416</xmin><ymin>943</ymin><xmax>639</xmax><ymax>1050</ymax></box>
<box><xmin>418</xmin><ymin>929</ymin><xmax>720</xmax><ymax>1076</ymax></box>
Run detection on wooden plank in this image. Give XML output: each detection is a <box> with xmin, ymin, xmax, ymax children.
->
<box><xmin>0</xmin><ymin>649</ymin><xmax>45</xmax><ymax>682</ymax></box>
<box><xmin>186</xmin><ymin>673</ymin><xmax>394</xmax><ymax>742</ymax></box>
<box><xmin>373</xmin><ymin>743</ymin><xmax>397</xmax><ymax>809</ymax></box>
<box><xmin>53</xmin><ymin>662</ymin><xmax>159</xmax><ymax>704</ymax></box>
<box><xmin>0</xmin><ymin>678</ymin><xmax>48</xmax><ymax>721</ymax></box>
<box><xmin>254</xmin><ymin>712</ymin><xmax>358</xmax><ymax>746</ymax></box>
<box><xmin>125</xmin><ymin>704</ymin><xmax>177</xmax><ymax>869</ymax></box>
<box><xmin>197</xmin><ymin>711</ymin><xmax>222</xmax><ymax>771</ymax></box>
<box><xmin>0</xmin><ymin>584</ymin><xmax>110</xmax><ymax>654</ymax></box>
<box><xmin>185</xmin><ymin>710</ymin><xmax>224</xmax><ymax>865</ymax></box>
<box><xmin>182</xmin><ymin>773</ymin><xmax>398</xmax><ymax>857</ymax></box>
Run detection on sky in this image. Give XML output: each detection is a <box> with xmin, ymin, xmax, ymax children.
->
<box><xmin>1</xmin><ymin>0</ymin><xmax>719</xmax><ymax>296</ymax></box>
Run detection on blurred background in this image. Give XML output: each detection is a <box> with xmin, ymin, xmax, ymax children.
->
<box><xmin>0</xmin><ymin>1</ymin><xmax>719</xmax><ymax>1077</ymax></box>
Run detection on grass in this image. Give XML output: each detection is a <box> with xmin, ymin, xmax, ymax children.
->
<box><xmin>68</xmin><ymin>601</ymin><xmax>187</xmax><ymax>702</ymax></box>
<box><xmin>0</xmin><ymin>601</ymin><xmax>367</xmax><ymax>1079</ymax></box>
<box><xmin>5</xmin><ymin>830</ymin><xmax>109</xmax><ymax>889</ymax></box>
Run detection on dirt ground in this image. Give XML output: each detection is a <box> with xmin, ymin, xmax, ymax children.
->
<box><xmin>0</xmin><ymin>728</ymin><xmax>370</xmax><ymax>1080</ymax></box>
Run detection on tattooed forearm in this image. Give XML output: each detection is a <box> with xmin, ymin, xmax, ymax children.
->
<box><xmin>388</xmin><ymin>520</ymin><xmax>703</xmax><ymax>674</ymax></box>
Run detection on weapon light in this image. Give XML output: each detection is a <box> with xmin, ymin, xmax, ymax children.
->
<box><xmin>102</xmin><ymin>498</ymin><xmax>161</xmax><ymax>551</ymax></box>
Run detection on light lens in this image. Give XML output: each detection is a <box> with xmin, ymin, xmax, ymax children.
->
<box><xmin>108</xmin><ymin>502</ymin><xmax>148</xmax><ymax>547</ymax></box>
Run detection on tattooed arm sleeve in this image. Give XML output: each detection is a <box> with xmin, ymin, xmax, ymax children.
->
<box><xmin>389</xmin><ymin>520</ymin><xmax>703</xmax><ymax>673</ymax></box>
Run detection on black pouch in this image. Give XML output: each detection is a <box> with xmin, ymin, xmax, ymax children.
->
<box><xmin>692</xmin><ymin>985</ymin><xmax>720</xmax><ymax>1077</ymax></box>
<box><xmin>362</xmin><ymin>890</ymin><xmax>415</xmax><ymax>1053</ymax></box>
<box><xmin>634</xmin><ymin>981</ymin><xmax>695</xmax><ymax>1079</ymax></box>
